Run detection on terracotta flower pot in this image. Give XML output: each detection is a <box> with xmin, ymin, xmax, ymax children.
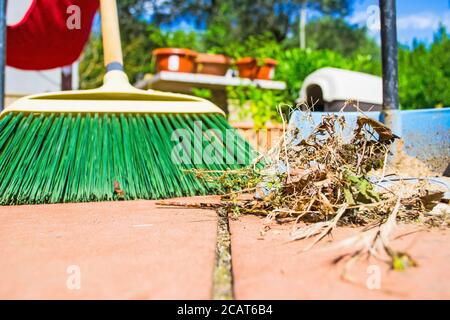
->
<box><xmin>196</xmin><ymin>53</ymin><xmax>231</xmax><ymax>76</ymax></box>
<box><xmin>152</xmin><ymin>48</ymin><xmax>198</xmax><ymax>73</ymax></box>
<box><xmin>256</xmin><ymin>58</ymin><xmax>278</xmax><ymax>80</ymax></box>
<box><xmin>235</xmin><ymin>57</ymin><xmax>278</xmax><ymax>80</ymax></box>
<box><xmin>235</xmin><ymin>57</ymin><xmax>257</xmax><ymax>79</ymax></box>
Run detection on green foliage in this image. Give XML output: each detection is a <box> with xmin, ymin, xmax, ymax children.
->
<box><xmin>148</xmin><ymin>25</ymin><xmax>201</xmax><ymax>50</ymax></box>
<box><xmin>191</xmin><ymin>88</ymin><xmax>213</xmax><ymax>99</ymax></box>
<box><xmin>78</xmin><ymin>36</ymin><xmax>104</xmax><ymax>89</ymax></box>
<box><xmin>343</xmin><ymin>173</ymin><xmax>381</xmax><ymax>205</ymax></box>
<box><xmin>227</xmin><ymin>86</ymin><xmax>286</xmax><ymax>127</ymax></box>
<box><xmin>166</xmin><ymin>0</ymin><xmax>351</xmax><ymax>42</ymax></box>
<box><xmin>79</xmin><ymin>1</ymin><xmax>154</xmax><ymax>89</ymax></box>
<box><xmin>79</xmin><ymin>32</ymin><xmax>152</xmax><ymax>89</ymax></box>
<box><xmin>275</xmin><ymin>48</ymin><xmax>381</xmax><ymax>102</ymax></box>
<box><xmin>286</xmin><ymin>17</ymin><xmax>380</xmax><ymax>59</ymax></box>
<box><xmin>79</xmin><ymin>2</ymin><xmax>449</xmax><ymax>123</ymax></box>
<box><xmin>398</xmin><ymin>26</ymin><xmax>450</xmax><ymax>109</ymax></box>
<box><xmin>224</xmin><ymin>26</ymin><xmax>450</xmax><ymax>123</ymax></box>
<box><xmin>226</xmin><ymin>46</ymin><xmax>382</xmax><ymax>126</ymax></box>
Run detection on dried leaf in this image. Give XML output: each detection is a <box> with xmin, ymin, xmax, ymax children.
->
<box><xmin>355</xmin><ymin>117</ymin><xmax>400</xmax><ymax>143</ymax></box>
<box><xmin>420</xmin><ymin>191</ymin><xmax>444</xmax><ymax>210</ymax></box>
<box><xmin>392</xmin><ymin>252</ymin><xmax>418</xmax><ymax>271</ymax></box>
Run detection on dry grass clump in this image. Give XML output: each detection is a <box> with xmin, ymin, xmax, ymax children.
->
<box><xmin>207</xmin><ymin>106</ymin><xmax>448</xmax><ymax>272</ymax></box>
<box><xmin>246</xmin><ymin>112</ymin><xmax>398</xmax><ymax>221</ymax></box>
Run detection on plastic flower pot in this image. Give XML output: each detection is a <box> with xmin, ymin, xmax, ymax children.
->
<box><xmin>235</xmin><ymin>57</ymin><xmax>278</xmax><ymax>80</ymax></box>
<box><xmin>152</xmin><ymin>48</ymin><xmax>198</xmax><ymax>73</ymax></box>
<box><xmin>196</xmin><ymin>53</ymin><xmax>231</xmax><ymax>76</ymax></box>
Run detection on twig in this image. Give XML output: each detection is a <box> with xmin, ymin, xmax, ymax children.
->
<box><xmin>303</xmin><ymin>204</ymin><xmax>348</xmax><ymax>251</ymax></box>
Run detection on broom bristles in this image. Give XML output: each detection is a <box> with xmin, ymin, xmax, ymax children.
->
<box><xmin>0</xmin><ymin>112</ymin><xmax>255</xmax><ymax>205</ymax></box>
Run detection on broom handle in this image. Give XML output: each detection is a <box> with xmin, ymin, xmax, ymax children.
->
<box><xmin>100</xmin><ymin>0</ymin><xmax>124</xmax><ymax>71</ymax></box>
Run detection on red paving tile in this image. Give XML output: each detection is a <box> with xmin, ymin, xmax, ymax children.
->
<box><xmin>3</xmin><ymin>194</ymin><xmax>449</xmax><ymax>300</ymax></box>
<box><xmin>230</xmin><ymin>215</ymin><xmax>450</xmax><ymax>299</ymax></box>
<box><xmin>0</xmin><ymin>198</ymin><xmax>217</xmax><ymax>299</ymax></box>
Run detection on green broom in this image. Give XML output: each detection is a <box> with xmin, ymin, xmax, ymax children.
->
<box><xmin>0</xmin><ymin>0</ymin><xmax>254</xmax><ymax>205</ymax></box>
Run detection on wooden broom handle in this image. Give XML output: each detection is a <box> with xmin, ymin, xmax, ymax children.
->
<box><xmin>100</xmin><ymin>0</ymin><xmax>124</xmax><ymax>70</ymax></box>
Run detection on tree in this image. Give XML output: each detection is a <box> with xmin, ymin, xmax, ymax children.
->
<box><xmin>398</xmin><ymin>25</ymin><xmax>450</xmax><ymax>109</ymax></box>
<box><xmin>163</xmin><ymin>0</ymin><xmax>351</xmax><ymax>42</ymax></box>
<box><xmin>80</xmin><ymin>0</ymin><xmax>154</xmax><ymax>89</ymax></box>
<box><xmin>285</xmin><ymin>17</ymin><xmax>380</xmax><ymax>58</ymax></box>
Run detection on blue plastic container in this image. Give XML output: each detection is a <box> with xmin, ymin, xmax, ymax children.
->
<box><xmin>288</xmin><ymin>108</ymin><xmax>450</xmax><ymax>174</ymax></box>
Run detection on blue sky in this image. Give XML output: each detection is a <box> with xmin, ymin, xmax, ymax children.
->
<box><xmin>347</xmin><ymin>0</ymin><xmax>450</xmax><ymax>45</ymax></box>
<box><xmin>161</xmin><ymin>0</ymin><xmax>450</xmax><ymax>46</ymax></box>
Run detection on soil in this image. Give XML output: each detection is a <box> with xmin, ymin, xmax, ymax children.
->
<box><xmin>388</xmin><ymin>139</ymin><xmax>439</xmax><ymax>177</ymax></box>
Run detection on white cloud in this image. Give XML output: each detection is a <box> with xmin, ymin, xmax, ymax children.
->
<box><xmin>348</xmin><ymin>8</ymin><xmax>450</xmax><ymax>44</ymax></box>
<box><xmin>348</xmin><ymin>10</ymin><xmax>368</xmax><ymax>25</ymax></box>
<box><xmin>348</xmin><ymin>5</ymin><xmax>380</xmax><ymax>31</ymax></box>
<box><xmin>397</xmin><ymin>12</ymin><xmax>450</xmax><ymax>30</ymax></box>
<box><xmin>349</xmin><ymin>7</ymin><xmax>450</xmax><ymax>30</ymax></box>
